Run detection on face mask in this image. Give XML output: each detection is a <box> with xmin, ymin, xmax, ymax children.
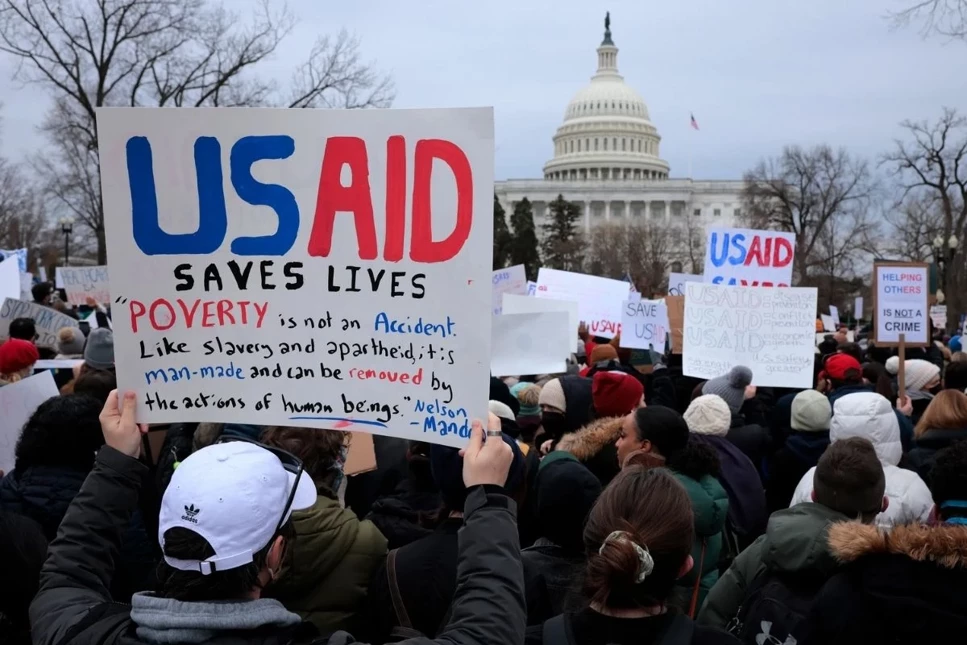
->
<box><xmin>929</xmin><ymin>384</ymin><xmax>943</xmax><ymax>395</ymax></box>
<box><xmin>541</xmin><ymin>411</ymin><xmax>568</xmax><ymax>439</ymax></box>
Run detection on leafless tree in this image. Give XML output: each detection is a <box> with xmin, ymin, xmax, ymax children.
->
<box><xmin>890</xmin><ymin>0</ymin><xmax>967</xmax><ymax>40</ymax></box>
<box><xmin>0</xmin><ymin>0</ymin><xmax>394</xmax><ymax>262</ymax></box>
<box><xmin>883</xmin><ymin>108</ymin><xmax>967</xmax><ymax>328</ymax></box>
<box><xmin>741</xmin><ymin>145</ymin><xmax>876</xmax><ymax>284</ymax></box>
<box><xmin>881</xmin><ymin>194</ymin><xmax>945</xmax><ymax>262</ymax></box>
<box><xmin>586</xmin><ymin>220</ymin><xmax>670</xmax><ymax>295</ymax></box>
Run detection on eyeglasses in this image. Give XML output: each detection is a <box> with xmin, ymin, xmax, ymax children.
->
<box><xmin>215</xmin><ymin>434</ymin><xmax>306</xmax><ymax>534</ymax></box>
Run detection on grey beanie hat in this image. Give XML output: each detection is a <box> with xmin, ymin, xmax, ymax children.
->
<box><xmin>84</xmin><ymin>328</ymin><xmax>115</xmax><ymax>370</ymax></box>
<box><xmin>790</xmin><ymin>390</ymin><xmax>832</xmax><ymax>432</ymax></box>
<box><xmin>702</xmin><ymin>365</ymin><xmax>753</xmax><ymax>416</ymax></box>
<box><xmin>57</xmin><ymin>326</ymin><xmax>86</xmax><ymax>356</ymax></box>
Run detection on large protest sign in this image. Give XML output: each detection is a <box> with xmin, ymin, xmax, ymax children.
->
<box><xmin>490</xmin><ymin>311</ymin><xmax>570</xmax><ymax>376</ymax></box>
<box><xmin>502</xmin><ymin>293</ymin><xmax>577</xmax><ymax>357</ymax></box>
<box><xmin>873</xmin><ymin>262</ymin><xmax>929</xmax><ymax>347</ymax></box>
<box><xmin>0</xmin><ymin>248</ymin><xmax>27</xmax><ymax>273</ymax></box>
<box><xmin>683</xmin><ymin>282</ymin><xmax>817</xmax><ymax>388</ymax></box>
<box><xmin>536</xmin><ymin>268</ymin><xmax>629</xmax><ymax>338</ymax></box>
<box><xmin>97</xmin><ymin>107</ymin><xmax>494</xmax><ymax>447</ymax></box>
<box><xmin>620</xmin><ymin>299</ymin><xmax>668</xmax><ymax>350</ymax></box>
<box><xmin>668</xmin><ymin>272</ymin><xmax>702</xmax><ymax>296</ymax></box>
<box><xmin>0</xmin><ymin>370</ymin><xmax>59</xmax><ymax>474</ymax></box>
<box><xmin>0</xmin><ymin>257</ymin><xmax>20</xmax><ymax>302</ymax></box>
<box><xmin>703</xmin><ymin>227</ymin><xmax>795</xmax><ymax>287</ymax></box>
<box><xmin>0</xmin><ymin>298</ymin><xmax>79</xmax><ymax>347</ymax></box>
<box><xmin>491</xmin><ymin>264</ymin><xmax>527</xmax><ymax>315</ymax></box>
<box><xmin>58</xmin><ymin>266</ymin><xmax>111</xmax><ymax>305</ymax></box>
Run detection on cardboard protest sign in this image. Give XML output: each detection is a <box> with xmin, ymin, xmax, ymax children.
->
<box><xmin>0</xmin><ymin>257</ymin><xmax>20</xmax><ymax>303</ymax></box>
<box><xmin>345</xmin><ymin>432</ymin><xmax>377</xmax><ymax>476</ymax></box>
<box><xmin>491</xmin><ymin>265</ymin><xmax>527</xmax><ymax>315</ymax></box>
<box><xmin>0</xmin><ymin>298</ymin><xmax>79</xmax><ymax>347</ymax></box>
<box><xmin>58</xmin><ymin>266</ymin><xmax>111</xmax><ymax>305</ymax></box>
<box><xmin>873</xmin><ymin>263</ymin><xmax>929</xmax><ymax>347</ymax></box>
<box><xmin>665</xmin><ymin>296</ymin><xmax>685</xmax><ymax>354</ymax></box>
<box><xmin>0</xmin><ymin>248</ymin><xmax>27</xmax><ymax>273</ymax></box>
<box><xmin>620</xmin><ymin>299</ymin><xmax>668</xmax><ymax>350</ymax></box>
<box><xmin>97</xmin><ymin>107</ymin><xmax>494</xmax><ymax>447</ymax></box>
<box><xmin>829</xmin><ymin>305</ymin><xmax>840</xmax><ymax>328</ymax></box>
<box><xmin>668</xmin><ymin>272</ymin><xmax>702</xmax><ymax>296</ymax></box>
<box><xmin>0</xmin><ymin>370</ymin><xmax>59</xmax><ymax>474</ymax></box>
<box><xmin>683</xmin><ymin>282</ymin><xmax>817</xmax><ymax>388</ymax></box>
<box><xmin>536</xmin><ymin>268</ymin><xmax>629</xmax><ymax>339</ymax></box>
<box><xmin>703</xmin><ymin>227</ymin><xmax>795</xmax><ymax>287</ymax></box>
<box><xmin>490</xmin><ymin>311</ymin><xmax>570</xmax><ymax>376</ymax></box>
<box><xmin>502</xmin><ymin>293</ymin><xmax>577</xmax><ymax>357</ymax></box>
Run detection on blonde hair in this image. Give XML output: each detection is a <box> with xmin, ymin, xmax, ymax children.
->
<box><xmin>915</xmin><ymin>389</ymin><xmax>967</xmax><ymax>437</ymax></box>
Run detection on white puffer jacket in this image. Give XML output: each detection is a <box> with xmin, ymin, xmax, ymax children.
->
<box><xmin>790</xmin><ymin>391</ymin><xmax>933</xmax><ymax>528</ymax></box>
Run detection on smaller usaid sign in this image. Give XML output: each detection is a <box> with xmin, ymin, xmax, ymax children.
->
<box><xmin>704</xmin><ymin>227</ymin><xmax>795</xmax><ymax>287</ymax></box>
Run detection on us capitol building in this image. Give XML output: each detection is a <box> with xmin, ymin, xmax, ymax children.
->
<box><xmin>495</xmin><ymin>14</ymin><xmax>743</xmax><ymax>237</ymax></box>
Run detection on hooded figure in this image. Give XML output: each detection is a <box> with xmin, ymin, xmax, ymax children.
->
<box><xmin>766</xmin><ymin>390</ymin><xmax>832</xmax><ymax>513</ymax></box>
<box><xmin>886</xmin><ymin>356</ymin><xmax>941</xmax><ymax>426</ymax></box>
<box><xmin>684</xmin><ymin>395</ymin><xmax>768</xmax><ymax>543</ymax></box>
<box><xmin>702</xmin><ymin>366</ymin><xmax>770</xmax><ymax>469</ymax></box>
<box><xmin>537</xmin><ymin>375</ymin><xmax>593</xmax><ymax>446</ymax></box>
<box><xmin>789</xmin><ymin>392</ymin><xmax>932</xmax><ymax>528</ymax></box>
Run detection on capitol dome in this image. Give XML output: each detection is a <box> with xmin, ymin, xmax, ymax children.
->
<box><xmin>543</xmin><ymin>15</ymin><xmax>670</xmax><ymax>182</ymax></box>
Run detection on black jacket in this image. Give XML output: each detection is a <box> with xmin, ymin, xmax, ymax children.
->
<box><xmin>765</xmin><ymin>431</ymin><xmax>830</xmax><ymax>513</ymax></box>
<box><xmin>522</xmin><ymin>539</ymin><xmax>585</xmax><ymax>625</ymax></box>
<box><xmin>29</xmin><ymin>447</ymin><xmax>526</xmax><ymax>645</ymax></box>
<box><xmin>903</xmin><ymin>427</ymin><xmax>967</xmax><ymax>482</ymax></box>
<box><xmin>803</xmin><ymin>521</ymin><xmax>967</xmax><ymax>645</ymax></box>
<box><xmin>725</xmin><ymin>416</ymin><xmax>770</xmax><ymax>474</ymax></box>
<box><xmin>365</xmin><ymin>479</ymin><xmax>442</xmax><ymax>550</ymax></box>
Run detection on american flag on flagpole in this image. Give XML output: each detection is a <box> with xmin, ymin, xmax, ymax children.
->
<box><xmin>690</xmin><ymin>113</ymin><xmax>700</xmax><ymax>130</ymax></box>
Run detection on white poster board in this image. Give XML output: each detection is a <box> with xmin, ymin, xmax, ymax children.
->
<box><xmin>536</xmin><ymin>268</ymin><xmax>629</xmax><ymax>339</ymax></box>
<box><xmin>0</xmin><ymin>248</ymin><xmax>27</xmax><ymax>273</ymax></box>
<box><xmin>57</xmin><ymin>266</ymin><xmax>111</xmax><ymax>305</ymax></box>
<box><xmin>491</xmin><ymin>264</ymin><xmax>527</xmax><ymax>315</ymax></box>
<box><xmin>526</xmin><ymin>280</ymin><xmax>537</xmax><ymax>296</ymax></box>
<box><xmin>703</xmin><ymin>227</ymin><xmax>796</xmax><ymax>287</ymax></box>
<box><xmin>0</xmin><ymin>298</ymin><xmax>79</xmax><ymax>347</ymax></box>
<box><xmin>873</xmin><ymin>263</ymin><xmax>929</xmax><ymax>346</ymax></box>
<box><xmin>0</xmin><ymin>257</ymin><xmax>21</xmax><ymax>303</ymax></box>
<box><xmin>668</xmin><ymin>272</ymin><xmax>702</xmax><ymax>296</ymax></box>
<box><xmin>854</xmin><ymin>296</ymin><xmax>863</xmax><ymax>319</ymax></box>
<box><xmin>829</xmin><ymin>305</ymin><xmax>840</xmax><ymax>328</ymax></box>
<box><xmin>930</xmin><ymin>304</ymin><xmax>947</xmax><ymax>330</ymax></box>
<box><xmin>821</xmin><ymin>314</ymin><xmax>836</xmax><ymax>333</ymax></box>
<box><xmin>97</xmin><ymin>106</ymin><xmax>494</xmax><ymax>447</ymax></box>
<box><xmin>502</xmin><ymin>293</ymin><xmax>577</xmax><ymax>358</ymax></box>
<box><xmin>490</xmin><ymin>312</ymin><xmax>570</xmax><ymax>377</ymax></box>
<box><xmin>683</xmin><ymin>282</ymin><xmax>817</xmax><ymax>388</ymax></box>
<box><xmin>20</xmin><ymin>272</ymin><xmax>33</xmax><ymax>301</ymax></box>
<box><xmin>0</xmin><ymin>370</ymin><xmax>60</xmax><ymax>474</ymax></box>
<box><xmin>620</xmin><ymin>299</ymin><xmax>669</xmax><ymax>350</ymax></box>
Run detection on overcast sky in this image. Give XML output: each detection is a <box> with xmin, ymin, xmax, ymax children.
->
<box><xmin>0</xmin><ymin>0</ymin><xmax>963</xmax><ymax>181</ymax></box>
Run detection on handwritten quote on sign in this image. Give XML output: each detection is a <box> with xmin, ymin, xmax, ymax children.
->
<box><xmin>97</xmin><ymin>107</ymin><xmax>494</xmax><ymax>447</ymax></box>
<box><xmin>682</xmin><ymin>282</ymin><xmax>817</xmax><ymax>388</ymax></box>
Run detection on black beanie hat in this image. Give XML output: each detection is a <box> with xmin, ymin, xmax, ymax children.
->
<box><xmin>536</xmin><ymin>454</ymin><xmax>602</xmax><ymax>552</ymax></box>
<box><xmin>633</xmin><ymin>406</ymin><xmax>690</xmax><ymax>457</ymax></box>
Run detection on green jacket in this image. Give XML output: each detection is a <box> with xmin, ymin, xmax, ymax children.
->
<box><xmin>673</xmin><ymin>472</ymin><xmax>728</xmax><ymax>610</ymax></box>
<box><xmin>268</xmin><ymin>494</ymin><xmax>388</xmax><ymax>634</ymax></box>
<box><xmin>697</xmin><ymin>502</ymin><xmax>848</xmax><ymax>628</ymax></box>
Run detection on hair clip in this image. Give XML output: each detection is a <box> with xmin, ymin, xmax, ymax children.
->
<box><xmin>599</xmin><ymin>530</ymin><xmax>655</xmax><ymax>583</ymax></box>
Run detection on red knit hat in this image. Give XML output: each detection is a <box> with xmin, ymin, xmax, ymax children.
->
<box><xmin>0</xmin><ymin>338</ymin><xmax>39</xmax><ymax>374</ymax></box>
<box><xmin>823</xmin><ymin>353</ymin><xmax>861</xmax><ymax>381</ymax></box>
<box><xmin>592</xmin><ymin>371</ymin><xmax>644</xmax><ymax>418</ymax></box>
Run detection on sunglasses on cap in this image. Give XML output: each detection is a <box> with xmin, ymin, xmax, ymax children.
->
<box><xmin>215</xmin><ymin>434</ymin><xmax>306</xmax><ymax>534</ymax></box>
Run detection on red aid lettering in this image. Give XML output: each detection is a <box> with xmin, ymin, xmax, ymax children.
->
<box><xmin>745</xmin><ymin>236</ymin><xmax>764</xmax><ymax>266</ymax></box>
<box><xmin>384</xmin><ymin>136</ymin><xmax>406</xmax><ymax>262</ymax></box>
<box><xmin>130</xmin><ymin>300</ymin><xmax>146</xmax><ymax>333</ymax></box>
<box><xmin>176</xmin><ymin>299</ymin><xmax>201</xmax><ymax>328</ymax></box>
<box><xmin>410</xmin><ymin>139</ymin><xmax>472</xmax><ymax>263</ymax></box>
<box><xmin>763</xmin><ymin>238</ymin><xmax>773</xmax><ymax>264</ymax></box>
<box><xmin>150</xmin><ymin>299</ymin><xmax>176</xmax><ymax>331</ymax></box>
<box><xmin>773</xmin><ymin>237</ymin><xmax>793</xmax><ymax>268</ymax></box>
<box><xmin>309</xmin><ymin>137</ymin><xmax>378</xmax><ymax>260</ymax></box>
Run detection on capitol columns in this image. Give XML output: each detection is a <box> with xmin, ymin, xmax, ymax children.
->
<box><xmin>605</xmin><ymin>201</ymin><xmax>611</xmax><ymax>221</ymax></box>
<box><xmin>583</xmin><ymin>199</ymin><xmax>591</xmax><ymax>232</ymax></box>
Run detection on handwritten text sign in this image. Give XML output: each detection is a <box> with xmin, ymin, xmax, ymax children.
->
<box><xmin>97</xmin><ymin>107</ymin><xmax>494</xmax><ymax>447</ymax></box>
<box><xmin>874</xmin><ymin>263</ymin><xmax>929</xmax><ymax>346</ymax></box>
<box><xmin>536</xmin><ymin>268</ymin><xmax>629</xmax><ymax>339</ymax></box>
<box><xmin>683</xmin><ymin>282</ymin><xmax>817</xmax><ymax>388</ymax></box>
<box><xmin>0</xmin><ymin>370</ymin><xmax>59</xmax><ymax>474</ymax></box>
<box><xmin>0</xmin><ymin>298</ymin><xmax>79</xmax><ymax>347</ymax></box>
<box><xmin>620</xmin><ymin>299</ymin><xmax>668</xmax><ymax>350</ymax></box>
<box><xmin>58</xmin><ymin>266</ymin><xmax>111</xmax><ymax>305</ymax></box>
<box><xmin>703</xmin><ymin>227</ymin><xmax>795</xmax><ymax>287</ymax></box>
<box><xmin>491</xmin><ymin>264</ymin><xmax>527</xmax><ymax>315</ymax></box>
<box><xmin>668</xmin><ymin>272</ymin><xmax>702</xmax><ymax>296</ymax></box>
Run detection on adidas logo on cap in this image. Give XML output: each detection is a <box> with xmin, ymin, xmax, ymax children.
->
<box><xmin>181</xmin><ymin>504</ymin><xmax>201</xmax><ymax>524</ymax></box>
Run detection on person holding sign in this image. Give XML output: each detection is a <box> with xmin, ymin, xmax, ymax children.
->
<box><xmin>29</xmin><ymin>393</ymin><xmax>526</xmax><ymax>645</ymax></box>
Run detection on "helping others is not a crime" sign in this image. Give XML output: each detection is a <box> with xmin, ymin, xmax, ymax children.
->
<box><xmin>874</xmin><ymin>263</ymin><xmax>930</xmax><ymax>346</ymax></box>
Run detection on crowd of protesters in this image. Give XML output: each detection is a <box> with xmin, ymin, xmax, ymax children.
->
<box><xmin>2</xmin><ymin>291</ymin><xmax>967</xmax><ymax>644</ymax></box>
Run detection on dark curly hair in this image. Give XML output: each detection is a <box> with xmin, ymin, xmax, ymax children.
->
<box><xmin>259</xmin><ymin>426</ymin><xmax>347</xmax><ymax>493</ymax></box>
<box><xmin>14</xmin><ymin>395</ymin><xmax>104</xmax><ymax>472</ymax></box>
<box><xmin>929</xmin><ymin>439</ymin><xmax>967</xmax><ymax>523</ymax></box>
<box><xmin>72</xmin><ymin>368</ymin><xmax>117</xmax><ymax>406</ymax></box>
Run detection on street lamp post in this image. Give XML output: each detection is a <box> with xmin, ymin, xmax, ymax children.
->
<box><xmin>933</xmin><ymin>235</ymin><xmax>959</xmax><ymax>329</ymax></box>
<box><xmin>59</xmin><ymin>217</ymin><xmax>74</xmax><ymax>267</ymax></box>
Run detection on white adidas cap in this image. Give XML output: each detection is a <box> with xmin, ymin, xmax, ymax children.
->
<box><xmin>159</xmin><ymin>441</ymin><xmax>317</xmax><ymax>575</ymax></box>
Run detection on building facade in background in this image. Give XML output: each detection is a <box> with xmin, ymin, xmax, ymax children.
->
<box><xmin>494</xmin><ymin>17</ymin><xmax>743</xmax><ymax>242</ymax></box>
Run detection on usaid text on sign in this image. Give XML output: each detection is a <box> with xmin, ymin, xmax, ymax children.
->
<box><xmin>98</xmin><ymin>107</ymin><xmax>494</xmax><ymax>447</ymax></box>
<box><xmin>704</xmin><ymin>227</ymin><xmax>796</xmax><ymax>287</ymax></box>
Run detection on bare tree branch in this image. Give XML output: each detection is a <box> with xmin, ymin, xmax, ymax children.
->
<box><xmin>890</xmin><ymin>0</ymin><xmax>967</xmax><ymax>40</ymax></box>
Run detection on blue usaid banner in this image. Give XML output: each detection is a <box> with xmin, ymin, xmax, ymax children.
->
<box><xmin>703</xmin><ymin>227</ymin><xmax>796</xmax><ymax>287</ymax></box>
<box><xmin>96</xmin><ymin>107</ymin><xmax>494</xmax><ymax>447</ymax></box>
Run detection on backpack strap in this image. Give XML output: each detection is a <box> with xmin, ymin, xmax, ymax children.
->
<box><xmin>386</xmin><ymin>548</ymin><xmax>414</xmax><ymax>630</ymax></box>
<box><xmin>688</xmin><ymin>538</ymin><xmax>708</xmax><ymax>619</ymax></box>
<box><xmin>541</xmin><ymin>614</ymin><xmax>569</xmax><ymax>645</ymax></box>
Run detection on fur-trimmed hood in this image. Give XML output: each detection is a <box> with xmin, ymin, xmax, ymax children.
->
<box><xmin>828</xmin><ymin>521</ymin><xmax>967</xmax><ymax>568</ymax></box>
<box><xmin>555</xmin><ymin>416</ymin><xmax>623</xmax><ymax>461</ymax></box>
